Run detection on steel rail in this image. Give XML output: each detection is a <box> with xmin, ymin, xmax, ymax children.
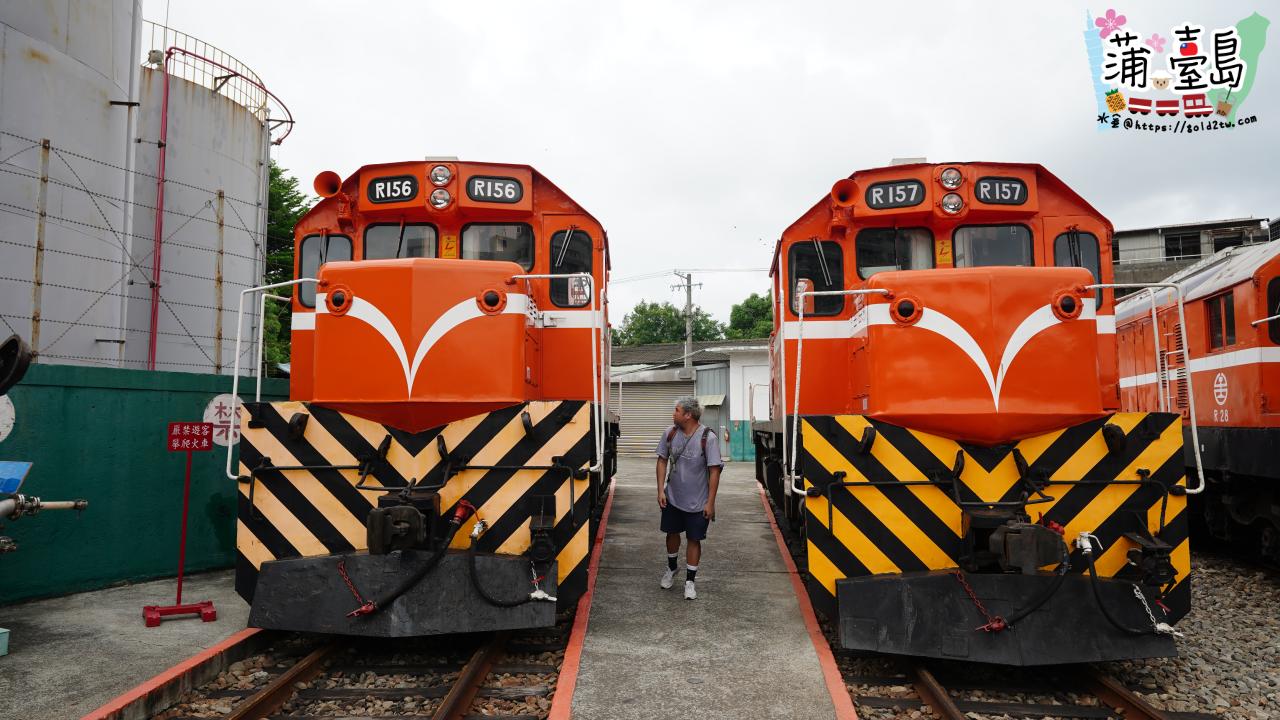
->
<box><xmin>226</xmin><ymin>641</ymin><xmax>340</xmax><ymax>720</ymax></box>
<box><xmin>907</xmin><ymin>663</ymin><xmax>966</xmax><ymax>720</ymax></box>
<box><xmin>431</xmin><ymin>632</ymin><xmax>510</xmax><ymax>720</ymax></box>
<box><xmin>1082</xmin><ymin>668</ymin><xmax>1173</xmax><ymax>720</ymax></box>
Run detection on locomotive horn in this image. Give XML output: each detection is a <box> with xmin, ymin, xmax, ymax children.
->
<box><xmin>0</xmin><ymin>334</ymin><xmax>32</xmax><ymax>396</ymax></box>
<box><xmin>314</xmin><ymin>170</ymin><xmax>342</xmax><ymax>198</ymax></box>
<box><xmin>830</xmin><ymin>178</ymin><xmax>857</xmax><ymax>208</ymax></box>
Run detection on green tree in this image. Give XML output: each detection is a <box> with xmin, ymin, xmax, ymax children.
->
<box><xmin>615</xmin><ymin>300</ymin><xmax>724</xmax><ymax>346</ymax></box>
<box><xmin>725</xmin><ymin>291</ymin><xmax>773</xmax><ymax>339</ymax></box>
<box><xmin>262</xmin><ymin>163</ymin><xmax>313</xmax><ymax>370</ymax></box>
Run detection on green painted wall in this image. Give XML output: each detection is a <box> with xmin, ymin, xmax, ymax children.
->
<box><xmin>0</xmin><ymin>365</ymin><xmax>287</xmax><ymax>605</ymax></box>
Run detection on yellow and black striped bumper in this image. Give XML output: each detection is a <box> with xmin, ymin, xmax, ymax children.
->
<box><xmin>799</xmin><ymin>412</ymin><xmax>1189</xmax><ymax>626</ymax></box>
<box><xmin>235</xmin><ymin>399</ymin><xmax>602</xmax><ymax>615</ymax></box>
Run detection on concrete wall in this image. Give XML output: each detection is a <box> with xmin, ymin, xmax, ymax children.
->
<box><xmin>694</xmin><ymin>364</ymin><xmax>729</xmax><ymax>458</ymax></box>
<box><xmin>725</xmin><ymin>349</ymin><xmax>769</xmax><ymax>462</ymax></box>
<box><xmin>0</xmin><ymin>364</ymin><xmax>286</xmax><ymax>604</ymax></box>
<box><xmin>0</xmin><ymin>1</ymin><xmax>139</xmax><ymax>367</ymax></box>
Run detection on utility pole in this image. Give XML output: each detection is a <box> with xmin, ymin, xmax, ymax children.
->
<box><xmin>672</xmin><ymin>271</ymin><xmax>701</xmax><ymax>379</ymax></box>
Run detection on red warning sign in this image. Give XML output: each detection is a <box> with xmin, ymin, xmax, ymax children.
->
<box><xmin>167</xmin><ymin>422</ymin><xmax>214</xmax><ymax>452</ymax></box>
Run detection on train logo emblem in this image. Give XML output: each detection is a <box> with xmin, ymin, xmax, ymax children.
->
<box><xmin>1213</xmin><ymin>372</ymin><xmax>1229</xmax><ymax>405</ymax></box>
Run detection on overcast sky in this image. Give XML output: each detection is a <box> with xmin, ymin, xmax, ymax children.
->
<box><xmin>145</xmin><ymin>0</ymin><xmax>1277</xmax><ymax>325</ymax></box>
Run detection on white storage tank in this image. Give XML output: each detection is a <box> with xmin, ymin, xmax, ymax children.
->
<box><xmin>124</xmin><ymin>22</ymin><xmax>287</xmax><ymax>374</ymax></box>
<box><xmin>0</xmin><ymin>1</ymin><xmax>140</xmax><ymax>367</ymax></box>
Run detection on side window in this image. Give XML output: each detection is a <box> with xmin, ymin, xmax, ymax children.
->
<box><xmin>364</xmin><ymin>223</ymin><xmax>438</xmax><ymax>259</ymax></box>
<box><xmin>953</xmin><ymin>225</ymin><xmax>1034</xmax><ymax>267</ymax></box>
<box><xmin>789</xmin><ymin>240</ymin><xmax>844</xmax><ymax>316</ymax></box>
<box><xmin>461</xmin><ymin>223</ymin><xmax>534</xmax><ymax>269</ymax></box>
<box><xmin>855</xmin><ymin>228</ymin><xmax>934</xmax><ymax>279</ymax></box>
<box><xmin>1053</xmin><ymin>231</ymin><xmax>1102</xmax><ymax>301</ymax></box>
<box><xmin>1269</xmin><ymin>278</ymin><xmax>1280</xmax><ymax>345</ymax></box>
<box><xmin>549</xmin><ymin>229</ymin><xmax>593</xmax><ymax>308</ymax></box>
<box><xmin>1206</xmin><ymin>292</ymin><xmax>1236</xmax><ymax>350</ymax></box>
<box><xmin>298</xmin><ymin>234</ymin><xmax>352</xmax><ymax>308</ymax></box>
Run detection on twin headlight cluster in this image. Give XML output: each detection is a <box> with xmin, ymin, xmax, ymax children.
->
<box><xmin>428</xmin><ymin>164</ymin><xmax>453</xmax><ymax>209</ymax></box>
<box><xmin>938</xmin><ymin>167</ymin><xmax>964</xmax><ymax>215</ymax></box>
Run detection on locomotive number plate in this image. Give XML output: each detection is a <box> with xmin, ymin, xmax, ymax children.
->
<box><xmin>367</xmin><ymin>175</ymin><xmax>419</xmax><ymax>204</ymax></box>
<box><xmin>467</xmin><ymin>176</ymin><xmax>524</xmax><ymax>204</ymax></box>
<box><xmin>975</xmin><ymin>177</ymin><xmax>1027</xmax><ymax>205</ymax></box>
<box><xmin>866</xmin><ymin>180</ymin><xmax>924</xmax><ymax>209</ymax></box>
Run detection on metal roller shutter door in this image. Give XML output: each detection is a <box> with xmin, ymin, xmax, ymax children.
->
<box><xmin>610</xmin><ymin>381</ymin><xmax>694</xmax><ymax>456</ymax></box>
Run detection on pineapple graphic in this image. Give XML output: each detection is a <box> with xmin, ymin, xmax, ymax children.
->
<box><xmin>1105</xmin><ymin>89</ymin><xmax>1127</xmax><ymax>113</ymax></box>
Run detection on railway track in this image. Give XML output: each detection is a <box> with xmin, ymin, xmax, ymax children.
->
<box><xmin>846</xmin><ymin>656</ymin><xmax>1218</xmax><ymax>720</ymax></box>
<box><xmin>153</xmin><ymin>613</ymin><xmax>572</xmax><ymax>720</ymax></box>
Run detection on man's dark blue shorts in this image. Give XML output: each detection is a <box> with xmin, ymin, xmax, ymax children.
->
<box><xmin>661</xmin><ymin>504</ymin><xmax>709</xmax><ymax>541</ymax></box>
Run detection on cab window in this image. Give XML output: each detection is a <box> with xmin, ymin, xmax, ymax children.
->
<box><xmin>298</xmin><ymin>234</ymin><xmax>352</xmax><ymax>307</ymax></box>
<box><xmin>789</xmin><ymin>240</ymin><xmax>844</xmax><ymax>316</ymax></box>
<box><xmin>953</xmin><ymin>225</ymin><xmax>1034</xmax><ymax>267</ymax></box>
<box><xmin>550</xmin><ymin>229</ymin><xmax>593</xmax><ymax>308</ymax></box>
<box><xmin>1206</xmin><ymin>292</ymin><xmax>1236</xmax><ymax>349</ymax></box>
<box><xmin>364</xmin><ymin>223</ymin><xmax>437</xmax><ymax>260</ymax></box>
<box><xmin>461</xmin><ymin>223</ymin><xmax>534</xmax><ymax>269</ymax></box>
<box><xmin>1268</xmin><ymin>278</ymin><xmax>1280</xmax><ymax>345</ymax></box>
<box><xmin>1054</xmin><ymin>230</ymin><xmax>1102</xmax><ymax>301</ymax></box>
<box><xmin>855</xmin><ymin>228</ymin><xmax>934</xmax><ymax>279</ymax></box>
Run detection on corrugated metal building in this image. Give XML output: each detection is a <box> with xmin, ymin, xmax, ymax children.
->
<box><xmin>610</xmin><ymin>339</ymin><xmax>769</xmax><ymax>461</ymax></box>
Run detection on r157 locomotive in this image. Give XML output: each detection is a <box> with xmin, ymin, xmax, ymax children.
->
<box><xmin>755</xmin><ymin>162</ymin><xmax>1193</xmax><ymax>665</ymax></box>
<box><xmin>229</xmin><ymin>160</ymin><xmax>615</xmax><ymax>636</ymax></box>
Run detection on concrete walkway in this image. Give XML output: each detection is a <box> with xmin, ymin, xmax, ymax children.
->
<box><xmin>0</xmin><ymin>570</ymin><xmax>248</xmax><ymax>719</ymax></box>
<box><xmin>571</xmin><ymin>458</ymin><xmax>836</xmax><ymax>719</ymax></box>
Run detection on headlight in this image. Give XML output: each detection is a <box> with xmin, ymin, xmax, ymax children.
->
<box><xmin>430</xmin><ymin>188</ymin><xmax>452</xmax><ymax>209</ymax></box>
<box><xmin>940</xmin><ymin>192</ymin><xmax>964</xmax><ymax>214</ymax></box>
<box><xmin>939</xmin><ymin>167</ymin><xmax>963</xmax><ymax>189</ymax></box>
<box><xmin>429</xmin><ymin>165</ymin><xmax>452</xmax><ymax>186</ymax></box>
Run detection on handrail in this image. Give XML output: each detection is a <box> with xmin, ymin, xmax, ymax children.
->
<box><xmin>1251</xmin><ymin>313</ymin><xmax>1280</xmax><ymax>327</ymax></box>
<box><xmin>788</xmin><ymin>288</ymin><xmax>893</xmax><ymax>496</ymax></box>
<box><xmin>510</xmin><ymin>273</ymin><xmax>604</xmax><ymax>475</ymax></box>
<box><xmin>226</xmin><ymin>278</ymin><xmax>316</xmax><ymax>480</ymax></box>
<box><xmin>1088</xmin><ymin>282</ymin><xmax>1205</xmax><ymax>495</ymax></box>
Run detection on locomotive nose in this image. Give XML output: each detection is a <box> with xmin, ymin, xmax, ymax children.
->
<box><xmin>859</xmin><ymin>266</ymin><xmax>1104</xmax><ymax>444</ymax></box>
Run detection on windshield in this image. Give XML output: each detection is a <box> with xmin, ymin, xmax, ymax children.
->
<box><xmin>364</xmin><ymin>223</ymin><xmax>437</xmax><ymax>260</ymax></box>
<box><xmin>953</xmin><ymin>225</ymin><xmax>1033</xmax><ymax>267</ymax></box>
<box><xmin>298</xmin><ymin>234</ymin><xmax>352</xmax><ymax>307</ymax></box>
<box><xmin>856</xmin><ymin>228</ymin><xmax>934</xmax><ymax>278</ymax></box>
<box><xmin>461</xmin><ymin>223</ymin><xmax>534</xmax><ymax>269</ymax></box>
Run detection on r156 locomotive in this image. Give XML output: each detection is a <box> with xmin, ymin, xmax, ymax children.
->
<box><xmin>230</xmin><ymin>160</ymin><xmax>615</xmax><ymax>636</ymax></box>
<box><xmin>755</xmin><ymin>162</ymin><xmax>1193</xmax><ymax>665</ymax></box>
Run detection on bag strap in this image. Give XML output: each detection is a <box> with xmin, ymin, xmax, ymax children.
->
<box><xmin>700</xmin><ymin>426</ymin><xmax>711</xmax><ymax>454</ymax></box>
<box><xmin>666</xmin><ymin>426</ymin><xmax>679</xmax><ymax>444</ymax></box>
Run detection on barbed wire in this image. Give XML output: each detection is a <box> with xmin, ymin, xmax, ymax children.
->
<box><xmin>0</xmin><ymin>129</ymin><xmax>262</xmax><ymax>207</ymax></box>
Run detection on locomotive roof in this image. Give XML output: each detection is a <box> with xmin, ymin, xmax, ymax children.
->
<box><xmin>1115</xmin><ymin>238</ymin><xmax>1280</xmax><ymax>321</ymax></box>
<box><xmin>769</xmin><ymin>161</ymin><xmax>1110</xmax><ymax>274</ymax></box>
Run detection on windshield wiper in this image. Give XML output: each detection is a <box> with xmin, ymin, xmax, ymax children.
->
<box><xmin>811</xmin><ymin>237</ymin><xmax>833</xmax><ymax>287</ymax></box>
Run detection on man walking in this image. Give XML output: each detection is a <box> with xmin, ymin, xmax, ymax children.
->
<box><xmin>655</xmin><ymin>396</ymin><xmax>723</xmax><ymax>599</ymax></box>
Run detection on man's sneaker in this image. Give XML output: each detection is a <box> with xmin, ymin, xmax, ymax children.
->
<box><xmin>684</xmin><ymin>580</ymin><xmax>697</xmax><ymax>600</ymax></box>
<box><xmin>660</xmin><ymin>568</ymin><xmax>676</xmax><ymax>589</ymax></box>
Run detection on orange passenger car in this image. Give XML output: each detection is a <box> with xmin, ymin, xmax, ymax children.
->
<box><xmin>755</xmin><ymin>162</ymin><xmax>1190</xmax><ymax>665</ymax></box>
<box><xmin>235</xmin><ymin>160</ymin><xmax>616</xmax><ymax>637</ymax></box>
<box><xmin>1117</xmin><ymin>240</ymin><xmax>1280</xmax><ymax>562</ymax></box>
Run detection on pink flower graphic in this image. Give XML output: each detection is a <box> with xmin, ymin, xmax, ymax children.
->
<box><xmin>1145</xmin><ymin>32</ymin><xmax>1166</xmax><ymax>53</ymax></box>
<box><xmin>1095</xmin><ymin>9</ymin><xmax>1127</xmax><ymax>39</ymax></box>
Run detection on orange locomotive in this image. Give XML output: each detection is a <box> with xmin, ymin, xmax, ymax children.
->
<box><xmin>754</xmin><ymin>162</ymin><xmax>1191</xmax><ymax>665</ymax></box>
<box><xmin>1117</xmin><ymin>240</ymin><xmax>1280</xmax><ymax>563</ymax></box>
<box><xmin>233</xmin><ymin>160</ymin><xmax>616</xmax><ymax>636</ymax></box>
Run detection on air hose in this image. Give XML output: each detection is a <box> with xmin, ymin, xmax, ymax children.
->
<box><xmin>467</xmin><ymin>519</ymin><xmax>556</xmax><ymax>607</ymax></box>
<box><xmin>347</xmin><ymin>500</ymin><xmax>476</xmax><ymax>617</ymax></box>
<box><xmin>1078</xmin><ymin>533</ymin><xmax>1157</xmax><ymax>636</ymax></box>
<box><xmin>1004</xmin><ymin>543</ymin><xmax>1072</xmax><ymax>627</ymax></box>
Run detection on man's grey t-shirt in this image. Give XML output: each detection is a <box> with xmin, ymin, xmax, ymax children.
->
<box><xmin>655</xmin><ymin>424</ymin><xmax>723</xmax><ymax>513</ymax></box>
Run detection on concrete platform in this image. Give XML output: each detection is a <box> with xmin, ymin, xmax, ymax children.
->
<box><xmin>0</xmin><ymin>569</ymin><xmax>248</xmax><ymax>719</ymax></box>
<box><xmin>571</xmin><ymin>458</ymin><xmax>838</xmax><ymax>719</ymax></box>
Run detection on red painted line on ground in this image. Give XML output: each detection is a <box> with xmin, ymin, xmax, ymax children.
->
<box><xmin>81</xmin><ymin>627</ymin><xmax>263</xmax><ymax>720</ymax></box>
<box><xmin>759</xmin><ymin>484</ymin><xmax>859</xmax><ymax>720</ymax></box>
<box><xmin>547</xmin><ymin>482</ymin><xmax>616</xmax><ymax>720</ymax></box>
